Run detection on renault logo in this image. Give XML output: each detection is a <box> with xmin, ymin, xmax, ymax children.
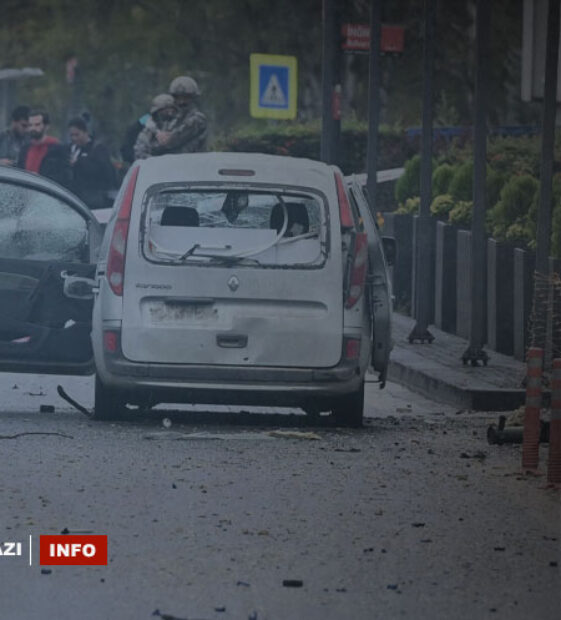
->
<box><xmin>227</xmin><ymin>276</ymin><xmax>240</xmax><ymax>292</ymax></box>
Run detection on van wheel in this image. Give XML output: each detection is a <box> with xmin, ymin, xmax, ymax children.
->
<box><xmin>331</xmin><ymin>382</ymin><xmax>364</xmax><ymax>428</ymax></box>
<box><xmin>93</xmin><ymin>375</ymin><xmax>127</xmax><ymax>421</ymax></box>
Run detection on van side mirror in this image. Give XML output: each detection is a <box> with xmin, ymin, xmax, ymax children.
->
<box><xmin>62</xmin><ymin>274</ymin><xmax>97</xmax><ymax>300</ymax></box>
<box><xmin>381</xmin><ymin>236</ymin><xmax>397</xmax><ymax>267</ymax></box>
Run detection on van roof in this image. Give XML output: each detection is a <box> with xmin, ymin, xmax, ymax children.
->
<box><xmin>135</xmin><ymin>152</ymin><xmax>338</xmax><ymax>189</ymax></box>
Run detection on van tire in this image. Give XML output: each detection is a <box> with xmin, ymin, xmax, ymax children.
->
<box><xmin>332</xmin><ymin>381</ymin><xmax>364</xmax><ymax>428</ymax></box>
<box><xmin>93</xmin><ymin>375</ymin><xmax>127</xmax><ymax>420</ymax></box>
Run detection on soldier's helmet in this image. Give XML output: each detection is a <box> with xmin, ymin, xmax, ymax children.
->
<box><xmin>169</xmin><ymin>76</ymin><xmax>200</xmax><ymax>96</ymax></box>
<box><xmin>150</xmin><ymin>93</ymin><xmax>176</xmax><ymax>115</ymax></box>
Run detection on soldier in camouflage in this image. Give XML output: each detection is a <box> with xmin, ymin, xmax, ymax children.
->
<box><xmin>154</xmin><ymin>75</ymin><xmax>208</xmax><ymax>154</ymax></box>
<box><xmin>133</xmin><ymin>94</ymin><xmax>178</xmax><ymax>160</ymax></box>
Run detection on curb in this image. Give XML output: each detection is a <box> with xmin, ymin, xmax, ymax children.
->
<box><xmin>388</xmin><ymin>357</ymin><xmax>527</xmax><ymax>411</ymax></box>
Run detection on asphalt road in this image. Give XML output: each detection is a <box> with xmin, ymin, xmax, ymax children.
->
<box><xmin>0</xmin><ymin>373</ymin><xmax>559</xmax><ymax>620</ymax></box>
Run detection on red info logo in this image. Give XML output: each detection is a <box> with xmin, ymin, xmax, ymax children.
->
<box><xmin>40</xmin><ymin>535</ymin><xmax>108</xmax><ymax>565</ymax></box>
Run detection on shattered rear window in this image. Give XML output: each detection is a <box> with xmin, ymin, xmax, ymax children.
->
<box><xmin>143</xmin><ymin>187</ymin><xmax>327</xmax><ymax>267</ymax></box>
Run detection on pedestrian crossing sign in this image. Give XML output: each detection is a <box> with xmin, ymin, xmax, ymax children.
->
<box><xmin>250</xmin><ymin>54</ymin><xmax>297</xmax><ymax>119</ymax></box>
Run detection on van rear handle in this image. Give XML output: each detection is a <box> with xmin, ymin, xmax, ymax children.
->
<box><xmin>216</xmin><ymin>334</ymin><xmax>248</xmax><ymax>348</ymax></box>
<box><xmin>164</xmin><ymin>297</ymin><xmax>215</xmax><ymax>305</ymax></box>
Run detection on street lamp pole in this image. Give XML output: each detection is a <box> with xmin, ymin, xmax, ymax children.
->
<box><xmin>534</xmin><ymin>0</ymin><xmax>560</xmax><ymax>282</ymax></box>
<box><xmin>408</xmin><ymin>0</ymin><xmax>436</xmax><ymax>343</ymax></box>
<box><xmin>462</xmin><ymin>0</ymin><xmax>490</xmax><ymax>366</ymax></box>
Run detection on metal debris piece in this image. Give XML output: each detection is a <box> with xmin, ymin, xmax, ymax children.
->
<box><xmin>487</xmin><ymin>414</ymin><xmax>549</xmax><ymax>445</ymax></box>
<box><xmin>57</xmin><ymin>385</ymin><xmax>92</xmax><ymax>418</ymax></box>
<box><xmin>0</xmin><ymin>432</ymin><xmax>73</xmax><ymax>440</ymax></box>
<box><xmin>268</xmin><ymin>430</ymin><xmax>321</xmax><ymax>440</ymax></box>
<box><xmin>39</xmin><ymin>405</ymin><xmax>55</xmax><ymax>413</ymax></box>
<box><xmin>282</xmin><ymin>579</ymin><xmax>303</xmax><ymax>588</ymax></box>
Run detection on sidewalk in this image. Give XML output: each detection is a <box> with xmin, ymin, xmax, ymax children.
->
<box><xmin>386</xmin><ymin>313</ymin><xmax>527</xmax><ymax>411</ymax></box>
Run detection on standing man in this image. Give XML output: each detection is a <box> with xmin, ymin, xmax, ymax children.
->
<box><xmin>153</xmin><ymin>75</ymin><xmax>207</xmax><ymax>154</ymax></box>
<box><xmin>18</xmin><ymin>109</ymin><xmax>71</xmax><ymax>188</ymax></box>
<box><xmin>68</xmin><ymin>117</ymin><xmax>116</xmax><ymax>209</ymax></box>
<box><xmin>0</xmin><ymin>105</ymin><xmax>30</xmax><ymax>166</ymax></box>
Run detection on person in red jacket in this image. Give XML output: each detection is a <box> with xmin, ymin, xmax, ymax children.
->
<box><xmin>18</xmin><ymin>109</ymin><xmax>71</xmax><ymax>188</ymax></box>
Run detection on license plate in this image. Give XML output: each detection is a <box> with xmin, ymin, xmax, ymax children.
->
<box><xmin>143</xmin><ymin>301</ymin><xmax>217</xmax><ymax>324</ymax></box>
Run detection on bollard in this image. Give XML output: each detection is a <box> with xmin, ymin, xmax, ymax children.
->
<box><xmin>547</xmin><ymin>359</ymin><xmax>561</xmax><ymax>484</ymax></box>
<box><xmin>522</xmin><ymin>348</ymin><xmax>543</xmax><ymax>470</ymax></box>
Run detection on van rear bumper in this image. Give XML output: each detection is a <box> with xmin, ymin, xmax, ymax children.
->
<box><xmin>95</xmin><ymin>353</ymin><xmax>363</xmax><ymax>406</ymax></box>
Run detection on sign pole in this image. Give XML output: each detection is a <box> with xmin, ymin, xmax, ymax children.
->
<box><xmin>321</xmin><ymin>0</ymin><xmax>336</xmax><ymax>163</ymax></box>
<box><xmin>365</xmin><ymin>0</ymin><xmax>382</xmax><ymax>212</ymax></box>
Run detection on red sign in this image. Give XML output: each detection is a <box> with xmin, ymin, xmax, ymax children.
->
<box><xmin>40</xmin><ymin>535</ymin><xmax>108</xmax><ymax>566</ymax></box>
<box><xmin>342</xmin><ymin>23</ymin><xmax>370</xmax><ymax>51</ymax></box>
<box><xmin>341</xmin><ymin>23</ymin><xmax>405</xmax><ymax>53</ymax></box>
<box><xmin>381</xmin><ymin>25</ymin><xmax>405</xmax><ymax>53</ymax></box>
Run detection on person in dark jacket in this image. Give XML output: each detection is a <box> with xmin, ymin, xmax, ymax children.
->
<box><xmin>0</xmin><ymin>105</ymin><xmax>30</xmax><ymax>166</ymax></box>
<box><xmin>18</xmin><ymin>109</ymin><xmax>71</xmax><ymax>188</ymax></box>
<box><xmin>120</xmin><ymin>113</ymin><xmax>150</xmax><ymax>165</ymax></box>
<box><xmin>68</xmin><ymin>117</ymin><xmax>116</xmax><ymax>209</ymax></box>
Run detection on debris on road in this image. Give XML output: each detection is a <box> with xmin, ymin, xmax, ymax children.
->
<box><xmin>282</xmin><ymin>579</ymin><xmax>303</xmax><ymax>588</ymax></box>
<box><xmin>39</xmin><ymin>405</ymin><xmax>55</xmax><ymax>413</ymax></box>
<box><xmin>268</xmin><ymin>430</ymin><xmax>321</xmax><ymax>440</ymax></box>
<box><xmin>143</xmin><ymin>431</ymin><xmax>275</xmax><ymax>441</ymax></box>
<box><xmin>460</xmin><ymin>451</ymin><xmax>487</xmax><ymax>460</ymax></box>
<box><xmin>487</xmin><ymin>414</ymin><xmax>549</xmax><ymax>445</ymax></box>
<box><xmin>40</xmin><ymin>569</ymin><xmax>52</xmax><ymax>575</ymax></box>
<box><xmin>162</xmin><ymin>417</ymin><xmax>172</xmax><ymax>429</ymax></box>
<box><xmin>57</xmin><ymin>385</ymin><xmax>92</xmax><ymax>418</ymax></box>
<box><xmin>152</xmin><ymin>611</ymin><xmax>188</xmax><ymax>620</ymax></box>
<box><xmin>0</xmin><ymin>432</ymin><xmax>73</xmax><ymax>440</ymax></box>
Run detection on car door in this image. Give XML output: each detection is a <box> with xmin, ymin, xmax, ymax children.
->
<box><xmin>0</xmin><ymin>170</ymin><xmax>102</xmax><ymax>375</ymax></box>
<box><xmin>347</xmin><ymin>179</ymin><xmax>393</xmax><ymax>386</ymax></box>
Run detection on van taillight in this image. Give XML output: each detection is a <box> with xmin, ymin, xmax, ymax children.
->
<box><xmin>345</xmin><ymin>232</ymin><xmax>368</xmax><ymax>308</ymax></box>
<box><xmin>107</xmin><ymin>166</ymin><xmax>139</xmax><ymax>296</ymax></box>
<box><xmin>344</xmin><ymin>337</ymin><xmax>361</xmax><ymax>360</ymax></box>
<box><xmin>103</xmin><ymin>330</ymin><xmax>120</xmax><ymax>354</ymax></box>
<box><xmin>334</xmin><ymin>171</ymin><xmax>354</xmax><ymax>229</ymax></box>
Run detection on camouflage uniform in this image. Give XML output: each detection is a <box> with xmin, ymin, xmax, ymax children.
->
<box><xmin>152</xmin><ymin>102</ymin><xmax>208</xmax><ymax>154</ymax></box>
<box><xmin>133</xmin><ymin>116</ymin><xmax>176</xmax><ymax>160</ymax></box>
<box><xmin>133</xmin><ymin>93</ymin><xmax>177</xmax><ymax>160</ymax></box>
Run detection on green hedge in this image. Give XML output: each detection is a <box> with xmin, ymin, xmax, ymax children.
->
<box><xmin>394</xmin><ymin>130</ymin><xmax>561</xmax><ymax>254</ymax></box>
<box><xmin>213</xmin><ymin>122</ymin><xmax>414</xmax><ymax>175</ymax></box>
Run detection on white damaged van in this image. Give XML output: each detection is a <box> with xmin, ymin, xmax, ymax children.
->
<box><xmin>91</xmin><ymin>153</ymin><xmax>392</xmax><ymax>425</ymax></box>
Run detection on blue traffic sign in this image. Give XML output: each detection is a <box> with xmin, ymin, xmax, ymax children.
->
<box><xmin>250</xmin><ymin>54</ymin><xmax>297</xmax><ymax>119</ymax></box>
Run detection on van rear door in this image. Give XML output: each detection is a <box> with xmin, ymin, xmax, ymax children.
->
<box><xmin>120</xmin><ymin>185</ymin><xmax>344</xmax><ymax>368</ymax></box>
